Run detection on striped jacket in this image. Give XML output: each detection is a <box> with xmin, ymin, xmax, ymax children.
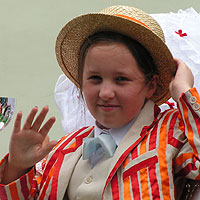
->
<box><xmin>1</xmin><ymin>88</ymin><xmax>200</xmax><ymax>200</ymax></box>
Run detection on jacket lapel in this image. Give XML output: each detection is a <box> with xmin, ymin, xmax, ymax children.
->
<box><xmin>56</xmin><ymin>129</ymin><xmax>94</xmax><ymax>199</ymax></box>
<box><xmin>103</xmin><ymin>100</ymin><xmax>157</xmax><ymax>192</ymax></box>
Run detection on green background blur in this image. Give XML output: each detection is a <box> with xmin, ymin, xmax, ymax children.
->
<box><xmin>0</xmin><ymin>0</ymin><xmax>200</xmax><ymax>158</ymax></box>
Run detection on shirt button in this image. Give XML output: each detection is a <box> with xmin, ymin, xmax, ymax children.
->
<box><xmin>193</xmin><ymin>103</ymin><xmax>200</xmax><ymax>111</ymax></box>
<box><xmin>84</xmin><ymin>176</ymin><xmax>93</xmax><ymax>184</ymax></box>
<box><xmin>190</xmin><ymin>96</ymin><xmax>197</xmax><ymax>104</ymax></box>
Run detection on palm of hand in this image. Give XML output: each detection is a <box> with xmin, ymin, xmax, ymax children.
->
<box><xmin>8</xmin><ymin>106</ymin><xmax>57</xmax><ymax>170</ymax></box>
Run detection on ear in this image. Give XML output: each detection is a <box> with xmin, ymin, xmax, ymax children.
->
<box><xmin>146</xmin><ymin>75</ymin><xmax>159</xmax><ymax>99</ymax></box>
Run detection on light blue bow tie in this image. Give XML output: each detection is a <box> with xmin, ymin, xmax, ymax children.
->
<box><xmin>82</xmin><ymin>133</ymin><xmax>117</xmax><ymax>161</ymax></box>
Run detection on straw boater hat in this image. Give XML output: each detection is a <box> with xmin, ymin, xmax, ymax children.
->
<box><xmin>55</xmin><ymin>5</ymin><xmax>176</xmax><ymax>105</ymax></box>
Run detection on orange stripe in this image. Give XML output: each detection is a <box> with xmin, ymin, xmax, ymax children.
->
<box><xmin>140</xmin><ymin>132</ymin><xmax>148</xmax><ymax>155</ymax></box>
<box><xmin>68</xmin><ymin>141</ymin><xmax>76</xmax><ymax>149</ymax></box>
<box><xmin>39</xmin><ymin>165</ymin><xmax>55</xmax><ymax>199</ymax></box>
<box><xmin>158</xmin><ymin>112</ymin><xmax>172</xmax><ymax>198</ymax></box>
<box><xmin>53</xmin><ymin>135</ymin><xmax>68</xmax><ymax>149</ymax></box>
<box><xmin>175</xmin><ymin>152</ymin><xmax>193</xmax><ymax>166</ymax></box>
<box><xmin>53</xmin><ymin>131</ymin><xmax>74</xmax><ymax>150</ymax></box>
<box><xmin>123</xmin><ymin>177</ymin><xmax>132</xmax><ymax>200</ymax></box>
<box><xmin>37</xmin><ymin>175</ymin><xmax>42</xmax><ymax>185</ymax></box>
<box><xmin>180</xmin><ymin>98</ymin><xmax>198</xmax><ymax>156</ymax></box>
<box><xmin>123</xmin><ymin>157</ymin><xmax>129</xmax><ymax>168</ymax></box>
<box><xmin>140</xmin><ymin>168</ymin><xmax>150</xmax><ymax>200</ymax></box>
<box><xmin>9</xmin><ymin>182</ymin><xmax>20</xmax><ymax>200</ymax></box>
<box><xmin>190</xmin><ymin>88</ymin><xmax>200</xmax><ymax>106</ymax></box>
<box><xmin>114</xmin><ymin>14</ymin><xmax>150</xmax><ymax>29</ymax></box>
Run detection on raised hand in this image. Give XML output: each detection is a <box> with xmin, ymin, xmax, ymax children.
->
<box><xmin>1</xmin><ymin>106</ymin><xmax>57</xmax><ymax>184</ymax></box>
<box><xmin>169</xmin><ymin>58</ymin><xmax>194</xmax><ymax>102</ymax></box>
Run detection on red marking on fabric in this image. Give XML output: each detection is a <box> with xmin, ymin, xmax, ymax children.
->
<box><xmin>50</xmin><ymin>152</ymin><xmax>65</xmax><ymax>200</ymax></box>
<box><xmin>149</xmin><ymin>122</ymin><xmax>158</xmax><ymax>151</ymax></box>
<box><xmin>168</xmin><ymin>111</ymin><xmax>184</xmax><ymax>149</ymax></box>
<box><xmin>149</xmin><ymin>164</ymin><xmax>160</xmax><ymax>199</ymax></box>
<box><xmin>175</xmin><ymin>162</ymin><xmax>197</xmax><ymax>177</ymax></box>
<box><xmin>20</xmin><ymin>174</ymin><xmax>30</xmax><ymax>199</ymax></box>
<box><xmin>0</xmin><ymin>186</ymin><xmax>8</xmax><ymax>200</ymax></box>
<box><xmin>131</xmin><ymin>148</ymin><xmax>138</xmax><ymax>160</ymax></box>
<box><xmin>40</xmin><ymin>126</ymin><xmax>92</xmax><ymax>188</ymax></box>
<box><xmin>49</xmin><ymin>128</ymin><xmax>93</xmax><ymax>199</ymax></box>
<box><xmin>154</xmin><ymin>105</ymin><xmax>161</xmax><ymax>118</ymax></box>
<box><xmin>103</xmin><ymin>134</ymin><xmax>147</xmax><ymax>197</ymax></box>
<box><xmin>123</xmin><ymin>156</ymin><xmax>158</xmax><ymax>179</ymax></box>
<box><xmin>131</xmin><ymin>173</ymin><xmax>141</xmax><ymax>200</ymax></box>
<box><xmin>175</xmin><ymin>29</ymin><xmax>187</xmax><ymax>37</ymax></box>
<box><xmin>9</xmin><ymin>182</ymin><xmax>20</xmax><ymax>200</ymax></box>
<box><xmin>141</xmin><ymin>105</ymin><xmax>160</xmax><ymax>138</ymax></box>
<box><xmin>114</xmin><ymin>14</ymin><xmax>150</xmax><ymax>29</ymax></box>
<box><xmin>165</xmin><ymin>101</ymin><xmax>175</xmax><ymax>109</ymax></box>
<box><xmin>111</xmin><ymin>174</ymin><xmax>120</xmax><ymax>200</ymax></box>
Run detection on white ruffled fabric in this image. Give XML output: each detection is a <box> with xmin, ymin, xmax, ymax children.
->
<box><xmin>54</xmin><ymin>7</ymin><xmax>200</xmax><ymax>132</ymax></box>
<box><xmin>54</xmin><ymin>74</ymin><xmax>95</xmax><ymax>133</ymax></box>
<box><xmin>151</xmin><ymin>8</ymin><xmax>200</xmax><ymax>111</ymax></box>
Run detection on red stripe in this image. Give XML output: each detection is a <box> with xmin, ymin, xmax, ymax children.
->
<box><xmin>20</xmin><ymin>174</ymin><xmax>29</xmax><ymax>199</ymax></box>
<box><xmin>149</xmin><ymin>123</ymin><xmax>158</xmax><ymax>150</ymax></box>
<box><xmin>147</xmin><ymin>105</ymin><xmax>161</xmax><ymax>151</ymax></box>
<box><xmin>131</xmin><ymin>174</ymin><xmax>140</xmax><ymax>200</ymax></box>
<box><xmin>103</xmin><ymin>133</ymin><xmax>147</xmax><ymax>196</ymax></box>
<box><xmin>49</xmin><ymin>128</ymin><xmax>92</xmax><ymax>199</ymax></box>
<box><xmin>148</xmin><ymin>164</ymin><xmax>160</xmax><ymax>199</ymax></box>
<box><xmin>40</xmin><ymin>127</ymin><xmax>91</xmax><ymax>188</ymax></box>
<box><xmin>168</xmin><ymin>111</ymin><xmax>184</xmax><ymax>149</ymax></box>
<box><xmin>131</xmin><ymin>148</ymin><xmax>138</xmax><ymax>160</ymax></box>
<box><xmin>0</xmin><ymin>186</ymin><xmax>8</xmax><ymax>200</ymax></box>
<box><xmin>154</xmin><ymin>105</ymin><xmax>161</xmax><ymax>118</ymax></box>
<box><xmin>123</xmin><ymin>156</ymin><xmax>158</xmax><ymax>179</ymax></box>
<box><xmin>50</xmin><ymin>151</ymin><xmax>65</xmax><ymax>200</ymax></box>
<box><xmin>175</xmin><ymin>162</ymin><xmax>197</xmax><ymax>177</ymax></box>
<box><xmin>111</xmin><ymin>174</ymin><xmax>120</xmax><ymax>200</ymax></box>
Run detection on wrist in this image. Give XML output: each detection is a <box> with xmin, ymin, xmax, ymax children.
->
<box><xmin>1</xmin><ymin>155</ymin><xmax>32</xmax><ymax>185</ymax></box>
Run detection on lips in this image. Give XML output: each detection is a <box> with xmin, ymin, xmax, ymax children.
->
<box><xmin>98</xmin><ymin>104</ymin><xmax>119</xmax><ymax>111</ymax></box>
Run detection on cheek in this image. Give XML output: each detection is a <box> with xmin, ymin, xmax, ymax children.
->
<box><xmin>83</xmin><ymin>85</ymin><xmax>98</xmax><ymax>103</ymax></box>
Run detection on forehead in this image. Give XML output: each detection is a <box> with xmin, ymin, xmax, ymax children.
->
<box><xmin>85</xmin><ymin>42</ymin><xmax>134</xmax><ymax>63</ymax></box>
<box><xmin>84</xmin><ymin>42</ymin><xmax>143</xmax><ymax>75</ymax></box>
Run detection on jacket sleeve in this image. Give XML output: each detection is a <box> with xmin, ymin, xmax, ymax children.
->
<box><xmin>174</xmin><ymin>87</ymin><xmax>200</xmax><ymax>179</ymax></box>
<box><xmin>0</xmin><ymin>130</ymin><xmax>81</xmax><ymax>200</ymax></box>
<box><xmin>0</xmin><ymin>154</ymin><xmax>38</xmax><ymax>200</ymax></box>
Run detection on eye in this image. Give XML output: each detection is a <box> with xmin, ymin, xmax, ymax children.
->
<box><xmin>116</xmin><ymin>76</ymin><xmax>129</xmax><ymax>82</ymax></box>
<box><xmin>88</xmin><ymin>75</ymin><xmax>102</xmax><ymax>83</ymax></box>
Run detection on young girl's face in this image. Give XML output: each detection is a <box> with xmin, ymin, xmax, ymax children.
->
<box><xmin>82</xmin><ymin>42</ymin><xmax>157</xmax><ymax>129</ymax></box>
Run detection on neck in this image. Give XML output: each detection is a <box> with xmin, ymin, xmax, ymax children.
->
<box><xmin>95</xmin><ymin>121</ymin><xmax>110</xmax><ymax>130</ymax></box>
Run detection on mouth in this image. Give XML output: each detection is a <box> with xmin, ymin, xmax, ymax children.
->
<box><xmin>98</xmin><ymin>104</ymin><xmax>119</xmax><ymax>111</ymax></box>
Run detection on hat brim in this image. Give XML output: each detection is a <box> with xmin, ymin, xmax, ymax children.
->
<box><xmin>56</xmin><ymin>13</ymin><xmax>176</xmax><ymax>105</ymax></box>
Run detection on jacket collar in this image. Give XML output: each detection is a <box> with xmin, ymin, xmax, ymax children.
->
<box><xmin>103</xmin><ymin>100</ymin><xmax>159</xmax><ymax>193</ymax></box>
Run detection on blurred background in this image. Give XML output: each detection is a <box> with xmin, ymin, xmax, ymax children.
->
<box><xmin>0</xmin><ymin>0</ymin><xmax>200</xmax><ymax>158</ymax></box>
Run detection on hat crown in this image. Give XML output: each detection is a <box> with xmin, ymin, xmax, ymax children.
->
<box><xmin>100</xmin><ymin>5</ymin><xmax>165</xmax><ymax>42</ymax></box>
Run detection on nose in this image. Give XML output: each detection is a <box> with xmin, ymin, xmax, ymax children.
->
<box><xmin>99</xmin><ymin>82</ymin><xmax>115</xmax><ymax>100</ymax></box>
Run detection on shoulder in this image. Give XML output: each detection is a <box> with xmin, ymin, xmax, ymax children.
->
<box><xmin>52</xmin><ymin>126</ymin><xmax>94</xmax><ymax>152</ymax></box>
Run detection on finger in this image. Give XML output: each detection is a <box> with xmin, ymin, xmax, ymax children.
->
<box><xmin>12</xmin><ymin>111</ymin><xmax>22</xmax><ymax>133</ymax></box>
<box><xmin>39</xmin><ymin>117</ymin><xmax>56</xmax><ymax>137</ymax></box>
<box><xmin>31</xmin><ymin>106</ymin><xmax>49</xmax><ymax>132</ymax></box>
<box><xmin>23</xmin><ymin>107</ymin><xmax>38</xmax><ymax>130</ymax></box>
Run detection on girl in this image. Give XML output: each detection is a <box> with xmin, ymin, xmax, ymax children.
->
<box><xmin>0</xmin><ymin>5</ymin><xmax>199</xmax><ymax>200</ymax></box>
